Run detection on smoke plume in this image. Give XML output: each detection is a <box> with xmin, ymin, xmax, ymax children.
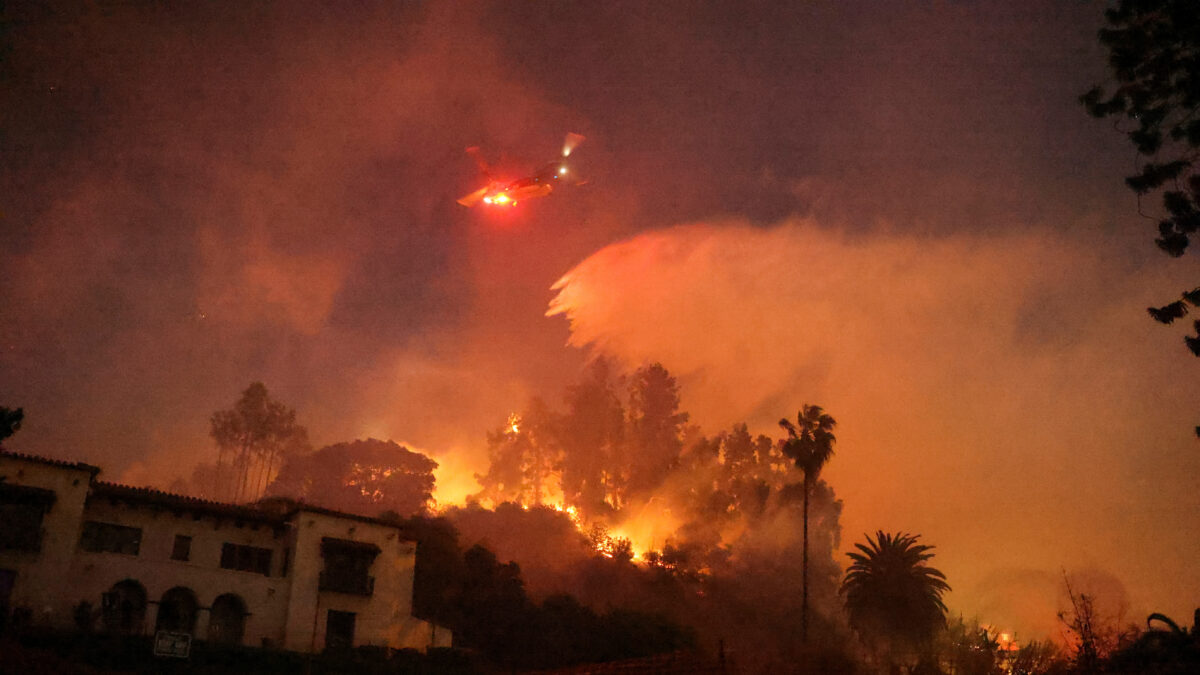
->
<box><xmin>548</xmin><ymin>219</ymin><xmax>1200</xmax><ymax>630</ymax></box>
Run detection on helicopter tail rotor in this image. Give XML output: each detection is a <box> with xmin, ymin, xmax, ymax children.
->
<box><xmin>456</xmin><ymin>186</ymin><xmax>489</xmax><ymax>208</ymax></box>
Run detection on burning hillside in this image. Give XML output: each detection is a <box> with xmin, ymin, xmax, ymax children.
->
<box><xmin>450</xmin><ymin>360</ymin><xmax>839</xmax><ymax>576</ymax></box>
<box><xmin>414</xmin><ymin>358</ymin><xmax>850</xmax><ymax>671</ymax></box>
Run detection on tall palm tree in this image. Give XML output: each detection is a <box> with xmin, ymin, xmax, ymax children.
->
<box><xmin>842</xmin><ymin>531</ymin><xmax>950</xmax><ymax>663</ymax></box>
<box><xmin>779</xmin><ymin>404</ymin><xmax>837</xmax><ymax>643</ymax></box>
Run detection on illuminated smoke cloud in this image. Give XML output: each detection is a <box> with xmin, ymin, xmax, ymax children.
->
<box><xmin>548</xmin><ymin>219</ymin><xmax>1200</xmax><ymax>628</ymax></box>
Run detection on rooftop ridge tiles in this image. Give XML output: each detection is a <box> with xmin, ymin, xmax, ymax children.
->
<box><xmin>3</xmin><ymin>450</ymin><xmax>410</xmax><ymax>532</ymax></box>
<box><xmin>0</xmin><ymin>449</ymin><xmax>101</xmax><ymax>475</ymax></box>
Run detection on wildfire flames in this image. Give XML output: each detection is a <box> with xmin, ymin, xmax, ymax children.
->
<box><xmin>453</xmin><ymin>411</ymin><xmax>665</xmax><ymax>562</ymax></box>
<box><xmin>346</xmin><ymin>462</ymin><xmax>396</xmax><ymax>503</ymax></box>
<box><xmin>471</xmin><ymin>486</ymin><xmax>658</xmax><ymax>563</ymax></box>
<box><xmin>525</xmin><ymin>501</ymin><xmax>656</xmax><ymax>563</ymax></box>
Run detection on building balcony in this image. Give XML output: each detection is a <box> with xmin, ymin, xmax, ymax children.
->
<box><xmin>318</xmin><ymin>571</ymin><xmax>374</xmax><ymax>596</ymax></box>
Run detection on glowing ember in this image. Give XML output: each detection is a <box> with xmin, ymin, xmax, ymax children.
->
<box><xmin>344</xmin><ymin>462</ymin><xmax>394</xmax><ymax>503</ymax></box>
<box><xmin>544</xmin><ymin>501</ymin><xmax>653</xmax><ymax>561</ymax></box>
<box><xmin>507</xmin><ymin>412</ymin><xmax>520</xmax><ymax>435</ymax></box>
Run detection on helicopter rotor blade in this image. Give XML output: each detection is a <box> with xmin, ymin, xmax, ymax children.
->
<box><xmin>465</xmin><ymin>146</ymin><xmax>493</xmax><ymax>180</ymax></box>
<box><xmin>562</xmin><ymin>132</ymin><xmax>585</xmax><ymax>158</ymax></box>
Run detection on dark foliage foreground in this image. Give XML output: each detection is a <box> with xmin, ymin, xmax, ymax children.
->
<box><xmin>0</xmin><ymin>630</ymin><xmax>479</xmax><ymax>675</ymax></box>
<box><xmin>391</xmin><ymin>513</ymin><xmax>696</xmax><ymax>670</ymax></box>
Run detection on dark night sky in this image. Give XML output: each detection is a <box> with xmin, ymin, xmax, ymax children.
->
<box><xmin>2</xmin><ymin>1</ymin><xmax>1196</xmax><ymax>633</ymax></box>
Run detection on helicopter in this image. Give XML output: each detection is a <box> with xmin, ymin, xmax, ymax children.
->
<box><xmin>456</xmin><ymin>132</ymin><xmax>586</xmax><ymax>208</ymax></box>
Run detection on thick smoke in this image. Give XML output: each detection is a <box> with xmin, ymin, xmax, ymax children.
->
<box><xmin>4</xmin><ymin>0</ymin><xmax>1195</xmax><ymax>649</ymax></box>
<box><xmin>1</xmin><ymin>1</ymin><xmax>597</xmax><ymax>482</ymax></box>
<box><xmin>548</xmin><ymin>219</ymin><xmax>1200</xmax><ymax>633</ymax></box>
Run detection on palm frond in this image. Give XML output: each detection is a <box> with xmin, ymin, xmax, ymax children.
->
<box><xmin>841</xmin><ymin>530</ymin><xmax>951</xmax><ymax>645</ymax></box>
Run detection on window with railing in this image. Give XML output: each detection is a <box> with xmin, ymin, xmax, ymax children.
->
<box><xmin>318</xmin><ymin>538</ymin><xmax>380</xmax><ymax>596</ymax></box>
<box><xmin>220</xmin><ymin>543</ymin><xmax>272</xmax><ymax>576</ymax></box>
<box><xmin>79</xmin><ymin>521</ymin><xmax>142</xmax><ymax>556</ymax></box>
<box><xmin>318</xmin><ymin>570</ymin><xmax>375</xmax><ymax>595</ymax></box>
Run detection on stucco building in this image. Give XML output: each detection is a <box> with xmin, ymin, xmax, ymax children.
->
<box><xmin>0</xmin><ymin>450</ymin><xmax>451</xmax><ymax>653</ymax></box>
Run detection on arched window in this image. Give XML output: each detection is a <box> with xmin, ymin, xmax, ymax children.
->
<box><xmin>155</xmin><ymin>586</ymin><xmax>198</xmax><ymax>634</ymax></box>
<box><xmin>208</xmin><ymin>593</ymin><xmax>247</xmax><ymax>645</ymax></box>
<box><xmin>102</xmin><ymin>579</ymin><xmax>146</xmax><ymax>635</ymax></box>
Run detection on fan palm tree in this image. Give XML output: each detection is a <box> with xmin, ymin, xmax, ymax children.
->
<box><xmin>842</xmin><ymin>531</ymin><xmax>950</xmax><ymax>663</ymax></box>
<box><xmin>779</xmin><ymin>404</ymin><xmax>837</xmax><ymax>643</ymax></box>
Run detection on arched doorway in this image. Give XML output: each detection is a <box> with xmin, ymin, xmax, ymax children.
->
<box><xmin>155</xmin><ymin>586</ymin><xmax>198</xmax><ymax>634</ymax></box>
<box><xmin>102</xmin><ymin>579</ymin><xmax>146</xmax><ymax>634</ymax></box>
<box><xmin>208</xmin><ymin>593</ymin><xmax>247</xmax><ymax>645</ymax></box>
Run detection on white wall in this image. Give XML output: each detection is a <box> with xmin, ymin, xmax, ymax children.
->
<box><xmin>0</xmin><ymin>456</ymin><xmax>93</xmax><ymax>626</ymax></box>
<box><xmin>72</xmin><ymin>498</ymin><xmax>294</xmax><ymax>646</ymax></box>
<box><xmin>2</xmin><ymin>455</ymin><xmax>449</xmax><ymax>652</ymax></box>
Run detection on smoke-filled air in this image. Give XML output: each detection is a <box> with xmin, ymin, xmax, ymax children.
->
<box><xmin>3</xmin><ymin>0</ymin><xmax>1198</xmax><ymax>672</ymax></box>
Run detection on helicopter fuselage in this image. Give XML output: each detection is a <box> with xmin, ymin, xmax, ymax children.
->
<box><xmin>480</xmin><ymin>162</ymin><xmax>569</xmax><ymax>206</ymax></box>
<box><xmin>457</xmin><ymin>133</ymin><xmax>584</xmax><ymax>208</ymax></box>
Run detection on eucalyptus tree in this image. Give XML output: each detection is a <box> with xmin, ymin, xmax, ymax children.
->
<box><xmin>209</xmin><ymin>382</ymin><xmax>309</xmax><ymax>502</ymax></box>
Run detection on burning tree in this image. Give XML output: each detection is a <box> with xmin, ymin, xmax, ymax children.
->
<box><xmin>466</xmin><ymin>362</ymin><xmax>853</xmax><ymax>669</ymax></box>
<box><xmin>558</xmin><ymin>358</ymin><xmax>626</xmax><ymax>513</ymax></box>
<box><xmin>721</xmin><ymin>422</ymin><xmax>781</xmax><ymax>517</ymax></box>
<box><xmin>554</xmin><ymin>360</ymin><xmax>690</xmax><ymax>515</ymax></box>
<box><xmin>474</xmin><ymin>398</ymin><xmax>562</xmax><ymax>506</ymax></box>
<box><xmin>209</xmin><ymin>382</ymin><xmax>310</xmax><ymax>502</ymax></box>
<box><xmin>473</xmin><ymin>416</ymin><xmax>528</xmax><ymax>505</ymax></box>
<box><xmin>624</xmin><ymin>363</ymin><xmax>688</xmax><ymax>499</ymax></box>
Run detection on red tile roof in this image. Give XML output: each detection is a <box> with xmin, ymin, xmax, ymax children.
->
<box><xmin>89</xmin><ymin>482</ymin><xmax>408</xmax><ymax>532</ymax></box>
<box><xmin>89</xmin><ymin>481</ymin><xmax>288</xmax><ymax>525</ymax></box>
<box><xmin>1</xmin><ymin>449</ymin><xmax>409</xmax><ymax>533</ymax></box>
<box><xmin>0</xmin><ymin>449</ymin><xmax>101</xmax><ymax>475</ymax></box>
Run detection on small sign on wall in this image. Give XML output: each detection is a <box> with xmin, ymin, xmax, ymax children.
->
<box><xmin>153</xmin><ymin>630</ymin><xmax>191</xmax><ymax>659</ymax></box>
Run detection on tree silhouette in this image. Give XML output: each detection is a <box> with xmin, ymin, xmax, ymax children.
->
<box><xmin>1057</xmin><ymin>572</ymin><xmax>1139</xmax><ymax>673</ymax></box>
<box><xmin>209</xmin><ymin>382</ymin><xmax>310</xmax><ymax>502</ymax></box>
<box><xmin>521</xmin><ymin>398</ymin><xmax>562</xmax><ymax>505</ymax></box>
<box><xmin>842</xmin><ymin>531</ymin><xmax>950</xmax><ymax>665</ymax></box>
<box><xmin>1102</xmin><ymin>609</ymin><xmax>1200</xmax><ymax>674</ymax></box>
<box><xmin>384</xmin><ymin>512</ymin><xmax>692</xmax><ymax>670</ymax></box>
<box><xmin>559</xmin><ymin>359</ymin><xmax>625</xmax><ymax>514</ymax></box>
<box><xmin>624</xmin><ymin>363</ymin><xmax>688</xmax><ymax>498</ymax></box>
<box><xmin>779</xmin><ymin>404</ymin><xmax>837</xmax><ymax>643</ymax></box>
<box><xmin>1081</xmin><ymin>0</ymin><xmax>1200</xmax><ymax>433</ymax></box>
<box><xmin>267</xmin><ymin>438</ymin><xmax>437</xmax><ymax>516</ymax></box>
<box><xmin>0</xmin><ymin>406</ymin><xmax>23</xmax><ymax>443</ymax></box>
<box><xmin>474</xmin><ymin>398</ymin><xmax>562</xmax><ymax>506</ymax></box>
<box><xmin>709</xmin><ymin>423</ymin><xmax>780</xmax><ymax>519</ymax></box>
<box><xmin>475</xmin><ymin>416</ymin><xmax>530</xmax><ymax>505</ymax></box>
